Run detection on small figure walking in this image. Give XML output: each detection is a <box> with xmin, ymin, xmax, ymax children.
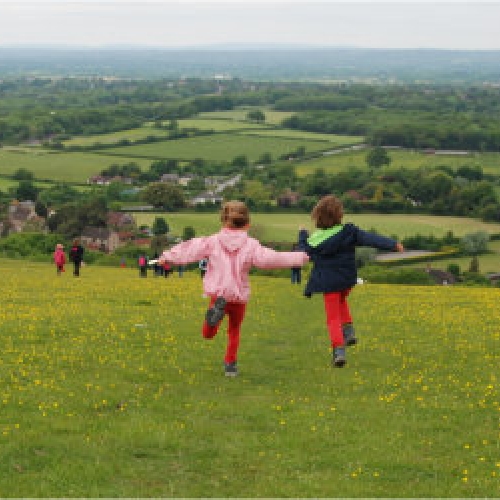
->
<box><xmin>138</xmin><ymin>254</ymin><xmax>148</xmax><ymax>277</ymax></box>
<box><xmin>69</xmin><ymin>239</ymin><xmax>84</xmax><ymax>277</ymax></box>
<box><xmin>199</xmin><ymin>258</ymin><xmax>208</xmax><ymax>279</ymax></box>
<box><xmin>290</xmin><ymin>244</ymin><xmax>303</xmax><ymax>284</ymax></box>
<box><xmin>53</xmin><ymin>243</ymin><xmax>66</xmax><ymax>275</ymax></box>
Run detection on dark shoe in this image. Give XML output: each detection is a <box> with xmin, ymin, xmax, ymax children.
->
<box><xmin>333</xmin><ymin>347</ymin><xmax>346</xmax><ymax>368</ymax></box>
<box><xmin>224</xmin><ymin>362</ymin><xmax>238</xmax><ymax>377</ymax></box>
<box><xmin>206</xmin><ymin>297</ymin><xmax>226</xmax><ymax>327</ymax></box>
<box><xmin>342</xmin><ymin>323</ymin><xmax>357</xmax><ymax>346</ymax></box>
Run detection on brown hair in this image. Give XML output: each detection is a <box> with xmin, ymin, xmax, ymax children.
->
<box><xmin>72</xmin><ymin>239</ymin><xmax>80</xmax><ymax>246</ymax></box>
<box><xmin>311</xmin><ymin>195</ymin><xmax>343</xmax><ymax>229</ymax></box>
<box><xmin>220</xmin><ymin>200</ymin><xmax>250</xmax><ymax>229</ymax></box>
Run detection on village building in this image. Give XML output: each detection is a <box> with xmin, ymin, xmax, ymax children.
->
<box><xmin>8</xmin><ymin>200</ymin><xmax>39</xmax><ymax>233</ymax></box>
<box><xmin>189</xmin><ymin>192</ymin><xmax>223</xmax><ymax>205</ymax></box>
<box><xmin>80</xmin><ymin>227</ymin><xmax>120</xmax><ymax>253</ymax></box>
<box><xmin>107</xmin><ymin>211</ymin><xmax>136</xmax><ymax>230</ymax></box>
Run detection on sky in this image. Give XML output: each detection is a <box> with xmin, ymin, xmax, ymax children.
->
<box><xmin>1</xmin><ymin>1</ymin><xmax>500</xmax><ymax>50</ymax></box>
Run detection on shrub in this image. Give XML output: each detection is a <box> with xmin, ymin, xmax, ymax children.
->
<box><xmin>359</xmin><ymin>265</ymin><xmax>435</xmax><ymax>285</ymax></box>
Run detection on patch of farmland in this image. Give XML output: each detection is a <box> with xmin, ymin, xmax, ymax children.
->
<box><xmin>0</xmin><ymin>149</ymin><xmax>151</xmax><ymax>183</ymax></box>
<box><xmin>104</xmin><ymin>134</ymin><xmax>331</xmax><ymax>162</ymax></box>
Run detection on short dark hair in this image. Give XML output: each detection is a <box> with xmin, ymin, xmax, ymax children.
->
<box><xmin>311</xmin><ymin>195</ymin><xmax>343</xmax><ymax>229</ymax></box>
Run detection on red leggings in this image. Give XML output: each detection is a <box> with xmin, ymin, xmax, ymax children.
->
<box><xmin>202</xmin><ymin>297</ymin><xmax>246</xmax><ymax>363</ymax></box>
<box><xmin>323</xmin><ymin>289</ymin><xmax>353</xmax><ymax>348</ymax></box>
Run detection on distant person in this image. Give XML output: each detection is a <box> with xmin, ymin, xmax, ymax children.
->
<box><xmin>291</xmin><ymin>239</ymin><xmax>307</xmax><ymax>284</ymax></box>
<box><xmin>163</xmin><ymin>261</ymin><xmax>172</xmax><ymax>278</ymax></box>
<box><xmin>198</xmin><ymin>258</ymin><xmax>208</xmax><ymax>279</ymax></box>
<box><xmin>178</xmin><ymin>265</ymin><xmax>185</xmax><ymax>278</ymax></box>
<box><xmin>159</xmin><ymin>200</ymin><xmax>309</xmax><ymax>377</ymax></box>
<box><xmin>69</xmin><ymin>239</ymin><xmax>84</xmax><ymax>277</ymax></box>
<box><xmin>153</xmin><ymin>252</ymin><xmax>162</xmax><ymax>276</ymax></box>
<box><xmin>138</xmin><ymin>254</ymin><xmax>148</xmax><ymax>277</ymax></box>
<box><xmin>299</xmin><ymin>195</ymin><xmax>404</xmax><ymax>368</ymax></box>
<box><xmin>53</xmin><ymin>243</ymin><xmax>66</xmax><ymax>275</ymax></box>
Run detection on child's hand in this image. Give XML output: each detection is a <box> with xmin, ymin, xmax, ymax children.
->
<box><xmin>395</xmin><ymin>242</ymin><xmax>405</xmax><ymax>252</ymax></box>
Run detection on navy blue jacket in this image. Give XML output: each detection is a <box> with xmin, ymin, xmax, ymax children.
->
<box><xmin>299</xmin><ymin>224</ymin><xmax>397</xmax><ymax>296</ymax></box>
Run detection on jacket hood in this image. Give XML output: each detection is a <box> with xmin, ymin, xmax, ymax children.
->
<box><xmin>307</xmin><ymin>224</ymin><xmax>356</xmax><ymax>255</ymax></box>
<box><xmin>217</xmin><ymin>228</ymin><xmax>249</xmax><ymax>253</ymax></box>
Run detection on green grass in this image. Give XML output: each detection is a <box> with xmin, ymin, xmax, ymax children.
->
<box><xmin>0</xmin><ymin>259</ymin><xmax>499</xmax><ymax>496</ymax></box>
<box><xmin>236</xmin><ymin>128</ymin><xmax>364</xmax><ymax>145</ymax></box>
<box><xmin>132</xmin><ymin>212</ymin><xmax>500</xmax><ymax>242</ymax></box>
<box><xmin>105</xmin><ymin>134</ymin><xmax>332</xmax><ymax>162</ymax></box>
<box><xmin>295</xmin><ymin>149</ymin><xmax>500</xmax><ymax>176</ymax></box>
<box><xmin>0</xmin><ymin>150</ymin><xmax>152</xmax><ymax>183</ymax></box>
<box><xmin>62</xmin><ymin>126</ymin><xmax>170</xmax><ymax>147</ymax></box>
<box><xmin>198</xmin><ymin>108</ymin><xmax>296</xmax><ymax>125</ymax></box>
<box><xmin>177</xmin><ymin>119</ymin><xmax>271</xmax><ymax>132</ymax></box>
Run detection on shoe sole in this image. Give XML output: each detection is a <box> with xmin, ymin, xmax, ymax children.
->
<box><xmin>206</xmin><ymin>297</ymin><xmax>226</xmax><ymax>327</ymax></box>
<box><xmin>333</xmin><ymin>357</ymin><xmax>346</xmax><ymax>368</ymax></box>
<box><xmin>225</xmin><ymin>371</ymin><xmax>238</xmax><ymax>377</ymax></box>
<box><xmin>345</xmin><ymin>337</ymin><xmax>357</xmax><ymax>346</ymax></box>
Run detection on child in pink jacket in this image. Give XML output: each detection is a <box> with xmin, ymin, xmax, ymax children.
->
<box><xmin>159</xmin><ymin>200</ymin><xmax>309</xmax><ymax>377</ymax></box>
<box><xmin>53</xmin><ymin>243</ymin><xmax>66</xmax><ymax>275</ymax></box>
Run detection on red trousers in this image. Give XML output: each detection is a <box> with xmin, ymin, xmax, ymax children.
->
<box><xmin>323</xmin><ymin>289</ymin><xmax>353</xmax><ymax>348</ymax></box>
<box><xmin>202</xmin><ymin>297</ymin><xmax>247</xmax><ymax>364</ymax></box>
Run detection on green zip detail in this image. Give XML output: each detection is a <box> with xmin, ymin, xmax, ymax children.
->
<box><xmin>307</xmin><ymin>225</ymin><xmax>344</xmax><ymax>247</ymax></box>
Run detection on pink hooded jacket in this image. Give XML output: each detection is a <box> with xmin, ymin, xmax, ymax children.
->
<box><xmin>161</xmin><ymin>228</ymin><xmax>309</xmax><ymax>303</ymax></box>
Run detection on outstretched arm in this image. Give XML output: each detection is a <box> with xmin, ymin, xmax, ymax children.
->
<box><xmin>252</xmin><ymin>243</ymin><xmax>309</xmax><ymax>270</ymax></box>
<box><xmin>355</xmin><ymin>228</ymin><xmax>402</xmax><ymax>252</ymax></box>
<box><xmin>159</xmin><ymin>237</ymin><xmax>212</xmax><ymax>265</ymax></box>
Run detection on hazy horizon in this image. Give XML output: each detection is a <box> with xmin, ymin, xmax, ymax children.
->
<box><xmin>1</xmin><ymin>2</ymin><xmax>500</xmax><ymax>51</ymax></box>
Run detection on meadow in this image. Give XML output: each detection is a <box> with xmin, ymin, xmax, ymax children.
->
<box><xmin>198</xmin><ymin>108</ymin><xmax>296</xmax><ymax>125</ymax></box>
<box><xmin>104</xmin><ymin>134</ymin><xmax>332</xmax><ymax>162</ymax></box>
<box><xmin>133</xmin><ymin>212</ymin><xmax>500</xmax><ymax>242</ymax></box>
<box><xmin>62</xmin><ymin>126</ymin><xmax>170</xmax><ymax>147</ymax></box>
<box><xmin>0</xmin><ymin>150</ymin><xmax>152</xmax><ymax>183</ymax></box>
<box><xmin>0</xmin><ymin>259</ymin><xmax>499</xmax><ymax>497</ymax></box>
<box><xmin>295</xmin><ymin>149</ymin><xmax>500</xmax><ymax>176</ymax></box>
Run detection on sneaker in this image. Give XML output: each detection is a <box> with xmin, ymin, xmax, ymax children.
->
<box><xmin>342</xmin><ymin>323</ymin><xmax>357</xmax><ymax>346</ymax></box>
<box><xmin>333</xmin><ymin>347</ymin><xmax>346</xmax><ymax>368</ymax></box>
<box><xmin>206</xmin><ymin>297</ymin><xmax>226</xmax><ymax>327</ymax></box>
<box><xmin>224</xmin><ymin>362</ymin><xmax>238</xmax><ymax>377</ymax></box>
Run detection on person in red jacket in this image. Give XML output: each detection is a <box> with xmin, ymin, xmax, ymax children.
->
<box><xmin>53</xmin><ymin>243</ymin><xmax>66</xmax><ymax>275</ymax></box>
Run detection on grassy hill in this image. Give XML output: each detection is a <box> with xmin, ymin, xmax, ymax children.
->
<box><xmin>0</xmin><ymin>259</ymin><xmax>498</xmax><ymax>497</ymax></box>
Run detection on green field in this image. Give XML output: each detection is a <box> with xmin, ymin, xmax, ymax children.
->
<box><xmin>62</xmin><ymin>126</ymin><xmax>170</xmax><ymax>147</ymax></box>
<box><xmin>177</xmin><ymin>118</ymin><xmax>272</xmax><ymax>132</ymax></box>
<box><xmin>295</xmin><ymin>148</ymin><xmax>500</xmax><ymax>176</ymax></box>
<box><xmin>236</xmin><ymin>128</ymin><xmax>364</xmax><ymax>145</ymax></box>
<box><xmin>0</xmin><ymin>150</ymin><xmax>152</xmax><ymax>183</ymax></box>
<box><xmin>198</xmin><ymin>108</ymin><xmax>296</xmax><ymax>125</ymax></box>
<box><xmin>0</xmin><ymin>260</ymin><xmax>498</xmax><ymax>497</ymax></box>
<box><xmin>132</xmin><ymin>212</ymin><xmax>500</xmax><ymax>242</ymax></box>
<box><xmin>105</xmin><ymin>134</ymin><xmax>332</xmax><ymax>162</ymax></box>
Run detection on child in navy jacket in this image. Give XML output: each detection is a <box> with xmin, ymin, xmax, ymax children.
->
<box><xmin>299</xmin><ymin>195</ymin><xmax>404</xmax><ymax>367</ymax></box>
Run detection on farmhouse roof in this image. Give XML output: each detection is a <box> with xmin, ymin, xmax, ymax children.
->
<box><xmin>81</xmin><ymin>226</ymin><xmax>113</xmax><ymax>240</ymax></box>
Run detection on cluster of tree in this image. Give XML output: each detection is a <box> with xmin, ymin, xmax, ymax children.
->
<box><xmin>299</xmin><ymin>165</ymin><xmax>500</xmax><ymax>222</ymax></box>
<box><xmin>47</xmin><ymin>196</ymin><xmax>108</xmax><ymax>238</ymax></box>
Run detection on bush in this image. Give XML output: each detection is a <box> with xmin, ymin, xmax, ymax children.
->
<box><xmin>0</xmin><ymin>232</ymin><xmax>64</xmax><ymax>258</ymax></box>
<box><xmin>359</xmin><ymin>265</ymin><xmax>436</xmax><ymax>285</ymax></box>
